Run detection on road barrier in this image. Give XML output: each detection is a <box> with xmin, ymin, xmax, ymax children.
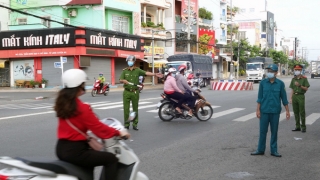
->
<box><xmin>211</xmin><ymin>81</ymin><xmax>253</xmax><ymax>91</ymax></box>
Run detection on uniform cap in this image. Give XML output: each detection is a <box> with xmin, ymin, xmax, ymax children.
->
<box><xmin>293</xmin><ymin>65</ymin><xmax>303</xmax><ymax>70</ymax></box>
<box><xmin>266</xmin><ymin>64</ymin><xmax>278</xmax><ymax>71</ymax></box>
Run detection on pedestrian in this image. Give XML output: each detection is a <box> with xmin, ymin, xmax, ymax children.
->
<box><xmin>55</xmin><ymin>69</ymin><xmax>130</xmax><ymax>180</ymax></box>
<box><xmin>251</xmin><ymin>64</ymin><xmax>290</xmax><ymax>157</ymax></box>
<box><xmin>290</xmin><ymin>65</ymin><xmax>310</xmax><ymax>133</ymax></box>
<box><xmin>119</xmin><ymin>55</ymin><xmax>163</xmax><ymax>130</ymax></box>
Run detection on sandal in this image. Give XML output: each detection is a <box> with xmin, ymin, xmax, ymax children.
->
<box><xmin>187</xmin><ymin>110</ymin><xmax>193</xmax><ymax>117</ymax></box>
<box><xmin>175</xmin><ymin>107</ymin><xmax>182</xmax><ymax>114</ymax></box>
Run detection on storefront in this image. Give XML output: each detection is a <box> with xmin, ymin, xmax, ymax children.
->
<box><xmin>0</xmin><ymin>27</ymin><xmax>144</xmax><ymax>87</ymax></box>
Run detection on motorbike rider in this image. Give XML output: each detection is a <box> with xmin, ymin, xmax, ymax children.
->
<box><xmin>164</xmin><ymin>68</ymin><xmax>191</xmax><ymax>116</ymax></box>
<box><xmin>98</xmin><ymin>72</ymin><xmax>106</xmax><ymax>93</ymax></box>
<box><xmin>176</xmin><ymin>65</ymin><xmax>199</xmax><ymax>113</ymax></box>
<box><xmin>54</xmin><ymin>69</ymin><xmax>130</xmax><ymax>180</ymax></box>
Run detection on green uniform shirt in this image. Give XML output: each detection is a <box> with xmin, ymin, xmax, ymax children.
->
<box><xmin>289</xmin><ymin>76</ymin><xmax>310</xmax><ymax>94</ymax></box>
<box><xmin>98</xmin><ymin>76</ymin><xmax>105</xmax><ymax>83</ymax></box>
<box><xmin>120</xmin><ymin>67</ymin><xmax>146</xmax><ymax>90</ymax></box>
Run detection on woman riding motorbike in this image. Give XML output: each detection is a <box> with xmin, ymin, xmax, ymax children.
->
<box><xmin>163</xmin><ymin>68</ymin><xmax>191</xmax><ymax>116</ymax></box>
<box><xmin>54</xmin><ymin>69</ymin><xmax>130</xmax><ymax>180</ymax></box>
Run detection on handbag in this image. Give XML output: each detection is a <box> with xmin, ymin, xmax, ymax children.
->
<box><xmin>66</xmin><ymin>119</ymin><xmax>104</xmax><ymax>151</ymax></box>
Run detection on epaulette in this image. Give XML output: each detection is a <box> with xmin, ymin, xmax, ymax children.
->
<box><xmin>123</xmin><ymin>67</ymin><xmax>129</xmax><ymax>70</ymax></box>
<box><xmin>302</xmin><ymin>76</ymin><xmax>307</xmax><ymax>78</ymax></box>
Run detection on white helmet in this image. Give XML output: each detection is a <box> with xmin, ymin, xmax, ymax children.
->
<box><xmin>62</xmin><ymin>69</ymin><xmax>87</xmax><ymax>88</ymax></box>
<box><xmin>168</xmin><ymin>68</ymin><xmax>177</xmax><ymax>73</ymax></box>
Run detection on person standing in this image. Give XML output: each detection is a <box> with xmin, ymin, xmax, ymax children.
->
<box><xmin>119</xmin><ymin>55</ymin><xmax>163</xmax><ymax>130</ymax></box>
<box><xmin>290</xmin><ymin>65</ymin><xmax>310</xmax><ymax>133</ymax></box>
<box><xmin>251</xmin><ymin>64</ymin><xmax>290</xmax><ymax>157</ymax></box>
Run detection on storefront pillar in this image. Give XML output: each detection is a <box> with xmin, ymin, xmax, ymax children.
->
<box><xmin>34</xmin><ymin>57</ymin><xmax>42</xmax><ymax>82</ymax></box>
<box><xmin>74</xmin><ymin>55</ymin><xmax>80</xmax><ymax>69</ymax></box>
<box><xmin>111</xmin><ymin>57</ymin><xmax>115</xmax><ymax>85</ymax></box>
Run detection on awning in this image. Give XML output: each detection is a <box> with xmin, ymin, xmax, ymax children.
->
<box><xmin>220</xmin><ymin>55</ymin><xmax>231</xmax><ymax>61</ymax></box>
<box><xmin>0</xmin><ymin>59</ymin><xmax>8</xmax><ymax>68</ymax></box>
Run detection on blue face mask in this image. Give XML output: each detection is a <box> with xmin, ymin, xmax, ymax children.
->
<box><xmin>99</xmin><ymin>74</ymin><xmax>102</xmax><ymax>77</ymax></box>
<box><xmin>267</xmin><ymin>72</ymin><xmax>275</xmax><ymax>79</ymax></box>
<box><xmin>171</xmin><ymin>73</ymin><xmax>176</xmax><ymax>77</ymax></box>
<box><xmin>128</xmin><ymin>61</ymin><xmax>134</xmax><ymax>67</ymax></box>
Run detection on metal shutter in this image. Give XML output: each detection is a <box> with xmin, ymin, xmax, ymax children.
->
<box><xmin>82</xmin><ymin>57</ymin><xmax>111</xmax><ymax>84</ymax></box>
<box><xmin>115</xmin><ymin>58</ymin><xmax>127</xmax><ymax>84</ymax></box>
<box><xmin>42</xmin><ymin>57</ymin><xmax>74</xmax><ymax>87</ymax></box>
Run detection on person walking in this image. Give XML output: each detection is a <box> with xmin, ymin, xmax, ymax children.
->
<box><xmin>119</xmin><ymin>55</ymin><xmax>163</xmax><ymax>130</ymax></box>
<box><xmin>290</xmin><ymin>64</ymin><xmax>310</xmax><ymax>133</ymax></box>
<box><xmin>251</xmin><ymin>64</ymin><xmax>290</xmax><ymax>157</ymax></box>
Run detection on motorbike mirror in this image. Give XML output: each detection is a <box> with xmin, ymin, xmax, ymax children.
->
<box><xmin>128</xmin><ymin>111</ymin><xmax>136</xmax><ymax>121</ymax></box>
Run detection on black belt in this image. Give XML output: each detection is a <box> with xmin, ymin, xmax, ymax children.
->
<box><xmin>294</xmin><ymin>93</ymin><xmax>304</xmax><ymax>95</ymax></box>
<box><xmin>125</xmin><ymin>88</ymin><xmax>137</xmax><ymax>92</ymax></box>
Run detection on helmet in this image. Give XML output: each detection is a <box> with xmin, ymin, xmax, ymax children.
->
<box><xmin>178</xmin><ymin>65</ymin><xmax>187</xmax><ymax>72</ymax></box>
<box><xmin>266</xmin><ymin>64</ymin><xmax>278</xmax><ymax>72</ymax></box>
<box><xmin>62</xmin><ymin>69</ymin><xmax>87</xmax><ymax>88</ymax></box>
<box><xmin>99</xmin><ymin>72</ymin><xmax>103</xmax><ymax>75</ymax></box>
<box><xmin>168</xmin><ymin>68</ymin><xmax>177</xmax><ymax>73</ymax></box>
<box><xmin>126</xmin><ymin>55</ymin><xmax>136</xmax><ymax>62</ymax></box>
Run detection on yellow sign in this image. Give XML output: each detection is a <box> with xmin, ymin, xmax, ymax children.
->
<box><xmin>0</xmin><ymin>60</ymin><xmax>7</xmax><ymax>68</ymax></box>
<box><xmin>149</xmin><ymin>62</ymin><xmax>165</xmax><ymax>68</ymax></box>
<box><xmin>144</xmin><ymin>46</ymin><xmax>164</xmax><ymax>56</ymax></box>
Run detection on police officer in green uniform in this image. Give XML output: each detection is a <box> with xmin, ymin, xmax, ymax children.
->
<box><xmin>290</xmin><ymin>65</ymin><xmax>310</xmax><ymax>133</ymax></box>
<box><xmin>251</xmin><ymin>64</ymin><xmax>290</xmax><ymax>157</ymax></box>
<box><xmin>119</xmin><ymin>55</ymin><xmax>163</xmax><ymax>130</ymax></box>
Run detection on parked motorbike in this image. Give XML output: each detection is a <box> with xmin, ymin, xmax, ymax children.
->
<box><xmin>193</xmin><ymin>70</ymin><xmax>204</xmax><ymax>88</ymax></box>
<box><xmin>157</xmin><ymin>88</ymin><xmax>213</xmax><ymax>121</ymax></box>
<box><xmin>91</xmin><ymin>78</ymin><xmax>110</xmax><ymax>97</ymax></box>
<box><xmin>0</xmin><ymin>117</ymin><xmax>149</xmax><ymax>180</ymax></box>
<box><xmin>138</xmin><ymin>76</ymin><xmax>145</xmax><ymax>93</ymax></box>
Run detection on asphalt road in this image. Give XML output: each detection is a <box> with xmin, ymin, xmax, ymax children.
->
<box><xmin>1</xmin><ymin>76</ymin><xmax>320</xmax><ymax>180</ymax></box>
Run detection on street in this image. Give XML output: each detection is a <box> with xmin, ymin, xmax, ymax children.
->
<box><xmin>1</xmin><ymin>77</ymin><xmax>320</xmax><ymax>180</ymax></box>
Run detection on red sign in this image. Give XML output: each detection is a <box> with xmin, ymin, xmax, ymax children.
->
<box><xmin>198</xmin><ymin>28</ymin><xmax>215</xmax><ymax>57</ymax></box>
<box><xmin>0</xmin><ymin>47</ymin><xmax>77</xmax><ymax>58</ymax></box>
<box><xmin>117</xmin><ymin>50</ymin><xmax>144</xmax><ymax>59</ymax></box>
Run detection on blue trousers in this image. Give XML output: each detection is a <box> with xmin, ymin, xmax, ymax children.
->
<box><xmin>257</xmin><ymin>113</ymin><xmax>280</xmax><ymax>154</ymax></box>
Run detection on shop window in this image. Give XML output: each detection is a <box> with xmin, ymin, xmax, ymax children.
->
<box><xmin>112</xmin><ymin>15</ymin><xmax>129</xmax><ymax>33</ymax></box>
<box><xmin>141</xmin><ymin>12</ymin><xmax>151</xmax><ymax>23</ymax></box>
<box><xmin>17</xmin><ymin>18</ymin><xmax>27</xmax><ymax>25</ymax></box>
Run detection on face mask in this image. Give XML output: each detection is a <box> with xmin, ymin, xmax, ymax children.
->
<box><xmin>171</xmin><ymin>73</ymin><xmax>176</xmax><ymax>77</ymax></box>
<box><xmin>294</xmin><ymin>71</ymin><xmax>301</xmax><ymax>76</ymax></box>
<box><xmin>128</xmin><ymin>61</ymin><xmax>134</xmax><ymax>67</ymax></box>
<box><xmin>266</xmin><ymin>72</ymin><xmax>275</xmax><ymax>79</ymax></box>
<box><xmin>99</xmin><ymin>75</ymin><xmax>102</xmax><ymax>77</ymax></box>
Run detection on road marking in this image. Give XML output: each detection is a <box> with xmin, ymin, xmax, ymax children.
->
<box><xmin>91</xmin><ymin>101</ymin><xmax>123</xmax><ymax>107</ymax></box>
<box><xmin>306</xmin><ymin>113</ymin><xmax>320</xmax><ymax>125</ymax></box>
<box><xmin>30</xmin><ymin>106</ymin><xmax>54</xmax><ymax>109</ymax></box>
<box><xmin>211</xmin><ymin>108</ymin><xmax>245</xmax><ymax>119</ymax></box>
<box><xmin>233</xmin><ymin>112</ymin><xmax>256</xmax><ymax>122</ymax></box>
<box><xmin>0</xmin><ymin>111</ymin><xmax>54</xmax><ymax>120</ymax></box>
<box><xmin>120</xmin><ymin>104</ymin><xmax>157</xmax><ymax>110</ymax></box>
<box><xmin>87</xmin><ymin>101</ymin><xmax>111</xmax><ymax>105</ymax></box>
<box><xmin>95</xmin><ymin>102</ymin><xmax>150</xmax><ymax>110</ymax></box>
<box><xmin>279</xmin><ymin>111</ymin><xmax>294</xmax><ymax>121</ymax></box>
<box><xmin>140</xmin><ymin>97</ymin><xmax>161</xmax><ymax>101</ymax></box>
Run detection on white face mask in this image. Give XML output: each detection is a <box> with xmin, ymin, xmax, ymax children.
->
<box><xmin>294</xmin><ymin>71</ymin><xmax>301</xmax><ymax>76</ymax></box>
<box><xmin>171</xmin><ymin>73</ymin><xmax>176</xmax><ymax>77</ymax></box>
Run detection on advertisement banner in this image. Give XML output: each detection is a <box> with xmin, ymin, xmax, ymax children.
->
<box><xmin>0</xmin><ymin>28</ymin><xmax>75</xmax><ymax>50</ymax></box>
<box><xmin>198</xmin><ymin>29</ymin><xmax>215</xmax><ymax>57</ymax></box>
<box><xmin>86</xmin><ymin>29</ymin><xmax>142</xmax><ymax>51</ymax></box>
<box><xmin>144</xmin><ymin>46</ymin><xmax>164</xmax><ymax>56</ymax></box>
<box><xmin>11</xmin><ymin>0</ymin><xmax>102</xmax><ymax>9</ymax></box>
<box><xmin>180</xmin><ymin>0</ymin><xmax>198</xmax><ymax>34</ymax></box>
<box><xmin>13</xmin><ymin>60</ymin><xmax>34</xmax><ymax>80</ymax></box>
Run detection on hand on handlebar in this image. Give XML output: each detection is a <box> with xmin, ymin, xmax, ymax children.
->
<box><xmin>120</xmin><ymin>130</ymin><xmax>131</xmax><ymax>140</ymax></box>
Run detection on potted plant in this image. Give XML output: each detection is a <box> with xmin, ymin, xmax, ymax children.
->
<box><xmin>41</xmin><ymin>78</ymin><xmax>48</xmax><ymax>88</ymax></box>
<box><xmin>30</xmin><ymin>80</ymin><xmax>36</xmax><ymax>89</ymax></box>
<box><xmin>34</xmin><ymin>81</ymin><xmax>40</xmax><ymax>88</ymax></box>
<box><xmin>141</xmin><ymin>22</ymin><xmax>147</xmax><ymax>28</ymax></box>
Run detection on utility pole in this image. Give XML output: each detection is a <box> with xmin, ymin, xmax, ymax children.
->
<box><xmin>236</xmin><ymin>34</ymin><xmax>240</xmax><ymax>79</ymax></box>
<box><xmin>187</xmin><ymin>0</ymin><xmax>191</xmax><ymax>53</ymax></box>
<box><xmin>228</xmin><ymin>0</ymin><xmax>234</xmax><ymax>80</ymax></box>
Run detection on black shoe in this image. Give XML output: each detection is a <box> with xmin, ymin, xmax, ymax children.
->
<box><xmin>271</xmin><ymin>152</ymin><xmax>282</xmax><ymax>157</ymax></box>
<box><xmin>292</xmin><ymin>128</ymin><xmax>301</xmax><ymax>131</ymax></box>
<box><xmin>250</xmin><ymin>151</ymin><xmax>264</xmax><ymax>155</ymax></box>
<box><xmin>133</xmin><ymin>126</ymin><xmax>139</xmax><ymax>131</ymax></box>
<box><xmin>302</xmin><ymin>129</ymin><xmax>306</xmax><ymax>133</ymax></box>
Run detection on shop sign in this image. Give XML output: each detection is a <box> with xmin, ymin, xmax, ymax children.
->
<box><xmin>0</xmin><ymin>28</ymin><xmax>75</xmax><ymax>50</ymax></box>
<box><xmin>148</xmin><ymin>62</ymin><xmax>166</xmax><ymax>68</ymax></box>
<box><xmin>86</xmin><ymin>29</ymin><xmax>141</xmax><ymax>51</ymax></box>
<box><xmin>144</xmin><ymin>46</ymin><xmax>164</xmax><ymax>56</ymax></box>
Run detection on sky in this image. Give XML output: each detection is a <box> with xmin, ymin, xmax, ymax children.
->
<box><xmin>267</xmin><ymin>0</ymin><xmax>320</xmax><ymax>61</ymax></box>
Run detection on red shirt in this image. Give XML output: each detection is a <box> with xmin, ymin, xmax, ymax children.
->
<box><xmin>57</xmin><ymin>99</ymin><xmax>120</xmax><ymax>141</ymax></box>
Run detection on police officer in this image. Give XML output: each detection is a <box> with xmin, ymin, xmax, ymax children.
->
<box><xmin>290</xmin><ymin>65</ymin><xmax>310</xmax><ymax>133</ymax></box>
<box><xmin>251</xmin><ymin>64</ymin><xmax>290</xmax><ymax>157</ymax></box>
<box><xmin>119</xmin><ymin>55</ymin><xmax>163</xmax><ymax>130</ymax></box>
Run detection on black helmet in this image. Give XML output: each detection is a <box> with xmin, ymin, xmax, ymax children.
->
<box><xmin>126</xmin><ymin>55</ymin><xmax>136</xmax><ymax>62</ymax></box>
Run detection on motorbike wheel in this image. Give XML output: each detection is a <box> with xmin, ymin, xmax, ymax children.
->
<box><xmin>158</xmin><ymin>102</ymin><xmax>175</xmax><ymax>121</ymax></box>
<box><xmin>104</xmin><ymin>88</ymin><xmax>109</xmax><ymax>96</ymax></box>
<box><xmin>91</xmin><ymin>89</ymin><xmax>97</xmax><ymax>97</ymax></box>
<box><xmin>195</xmin><ymin>104</ymin><xmax>213</xmax><ymax>121</ymax></box>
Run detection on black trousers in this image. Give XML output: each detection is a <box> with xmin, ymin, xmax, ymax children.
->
<box><xmin>99</xmin><ymin>83</ymin><xmax>104</xmax><ymax>91</ymax></box>
<box><xmin>56</xmin><ymin>139</ymin><xmax>118</xmax><ymax>180</ymax></box>
<box><xmin>165</xmin><ymin>92</ymin><xmax>188</xmax><ymax>108</ymax></box>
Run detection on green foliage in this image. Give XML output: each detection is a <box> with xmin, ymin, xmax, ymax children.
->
<box><xmin>198</xmin><ymin>34</ymin><xmax>213</xmax><ymax>55</ymax></box>
<box><xmin>146</xmin><ymin>21</ymin><xmax>157</xmax><ymax>28</ymax></box>
<box><xmin>157</xmin><ymin>23</ymin><xmax>165</xmax><ymax>30</ymax></box>
<box><xmin>269</xmin><ymin>50</ymin><xmax>289</xmax><ymax>65</ymax></box>
<box><xmin>30</xmin><ymin>80</ymin><xmax>36</xmax><ymax>86</ymax></box>
<box><xmin>41</xmin><ymin>78</ymin><xmax>48</xmax><ymax>84</ymax></box>
<box><xmin>199</xmin><ymin>7</ymin><xmax>213</xmax><ymax>20</ymax></box>
<box><xmin>141</xmin><ymin>22</ymin><xmax>147</xmax><ymax>28</ymax></box>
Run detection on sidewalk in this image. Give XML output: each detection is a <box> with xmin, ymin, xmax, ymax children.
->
<box><xmin>0</xmin><ymin>83</ymin><xmax>164</xmax><ymax>93</ymax></box>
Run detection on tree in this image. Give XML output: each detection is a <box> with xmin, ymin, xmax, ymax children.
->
<box><xmin>198</xmin><ymin>34</ymin><xmax>213</xmax><ymax>55</ymax></box>
<box><xmin>269</xmin><ymin>50</ymin><xmax>288</xmax><ymax>65</ymax></box>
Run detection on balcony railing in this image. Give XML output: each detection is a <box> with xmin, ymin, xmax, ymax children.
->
<box><xmin>220</xmin><ymin>35</ymin><xmax>226</xmax><ymax>42</ymax></box>
<box><xmin>141</xmin><ymin>27</ymin><xmax>166</xmax><ymax>37</ymax></box>
<box><xmin>220</xmin><ymin>15</ymin><xmax>226</xmax><ymax>21</ymax></box>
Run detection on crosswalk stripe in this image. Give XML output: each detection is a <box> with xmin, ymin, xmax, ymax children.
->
<box><xmin>86</xmin><ymin>101</ymin><xmax>111</xmax><ymax>105</ymax></box>
<box><xmin>90</xmin><ymin>101</ymin><xmax>123</xmax><ymax>107</ymax></box>
<box><xmin>211</xmin><ymin>108</ymin><xmax>245</xmax><ymax>119</ymax></box>
<box><xmin>233</xmin><ymin>112</ymin><xmax>256</xmax><ymax>122</ymax></box>
<box><xmin>120</xmin><ymin>104</ymin><xmax>157</xmax><ymax>111</ymax></box>
<box><xmin>95</xmin><ymin>102</ymin><xmax>150</xmax><ymax>110</ymax></box>
<box><xmin>30</xmin><ymin>106</ymin><xmax>54</xmax><ymax>109</ymax></box>
<box><xmin>306</xmin><ymin>113</ymin><xmax>320</xmax><ymax>125</ymax></box>
<box><xmin>279</xmin><ymin>111</ymin><xmax>294</xmax><ymax>121</ymax></box>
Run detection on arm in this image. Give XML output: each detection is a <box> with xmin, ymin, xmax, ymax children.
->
<box><xmin>300</xmin><ymin>79</ymin><xmax>310</xmax><ymax>91</ymax></box>
<box><xmin>280</xmin><ymin>82</ymin><xmax>290</xmax><ymax>120</ymax></box>
<box><xmin>289</xmin><ymin>89</ymin><xmax>293</xmax><ymax>104</ymax></box>
<box><xmin>256</xmin><ymin>82</ymin><xmax>263</xmax><ymax>118</ymax></box>
<box><xmin>119</xmin><ymin>71</ymin><xmax>129</xmax><ymax>84</ymax></box>
<box><xmin>256</xmin><ymin>103</ymin><xmax>261</xmax><ymax>118</ymax></box>
<box><xmin>181</xmin><ymin>78</ymin><xmax>195</xmax><ymax>92</ymax></box>
<box><xmin>145</xmin><ymin>71</ymin><xmax>164</xmax><ymax>78</ymax></box>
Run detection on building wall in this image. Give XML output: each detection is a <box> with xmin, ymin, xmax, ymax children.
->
<box><xmin>0</xmin><ymin>0</ymin><xmax>10</xmax><ymax>31</ymax></box>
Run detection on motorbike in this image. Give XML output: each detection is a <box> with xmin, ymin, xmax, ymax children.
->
<box><xmin>91</xmin><ymin>78</ymin><xmax>110</xmax><ymax>97</ymax></box>
<box><xmin>0</xmin><ymin>117</ymin><xmax>149</xmax><ymax>180</ymax></box>
<box><xmin>157</xmin><ymin>88</ymin><xmax>213</xmax><ymax>121</ymax></box>
<box><xmin>193</xmin><ymin>71</ymin><xmax>204</xmax><ymax>88</ymax></box>
<box><xmin>186</xmin><ymin>73</ymin><xmax>194</xmax><ymax>88</ymax></box>
<box><xmin>138</xmin><ymin>76</ymin><xmax>145</xmax><ymax>93</ymax></box>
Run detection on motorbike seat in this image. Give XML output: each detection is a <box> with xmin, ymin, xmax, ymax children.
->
<box><xmin>161</xmin><ymin>93</ymin><xmax>179</xmax><ymax>103</ymax></box>
<box><xmin>16</xmin><ymin>157</ymin><xmax>93</xmax><ymax>180</ymax></box>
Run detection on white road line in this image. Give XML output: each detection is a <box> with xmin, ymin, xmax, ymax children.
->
<box><xmin>30</xmin><ymin>106</ymin><xmax>54</xmax><ymax>109</ymax></box>
<box><xmin>140</xmin><ymin>97</ymin><xmax>161</xmax><ymax>101</ymax></box>
<box><xmin>306</xmin><ymin>113</ymin><xmax>320</xmax><ymax>125</ymax></box>
<box><xmin>211</xmin><ymin>108</ymin><xmax>245</xmax><ymax>119</ymax></box>
<box><xmin>120</xmin><ymin>104</ymin><xmax>157</xmax><ymax>111</ymax></box>
<box><xmin>279</xmin><ymin>111</ymin><xmax>294</xmax><ymax>121</ymax></box>
<box><xmin>211</xmin><ymin>105</ymin><xmax>221</xmax><ymax>109</ymax></box>
<box><xmin>95</xmin><ymin>102</ymin><xmax>150</xmax><ymax>110</ymax></box>
<box><xmin>0</xmin><ymin>111</ymin><xmax>54</xmax><ymax>121</ymax></box>
<box><xmin>87</xmin><ymin>101</ymin><xmax>111</xmax><ymax>105</ymax></box>
<box><xmin>233</xmin><ymin>112</ymin><xmax>257</xmax><ymax>122</ymax></box>
<box><xmin>147</xmin><ymin>109</ymin><xmax>158</xmax><ymax>113</ymax></box>
<box><xmin>91</xmin><ymin>101</ymin><xmax>123</xmax><ymax>107</ymax></box>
